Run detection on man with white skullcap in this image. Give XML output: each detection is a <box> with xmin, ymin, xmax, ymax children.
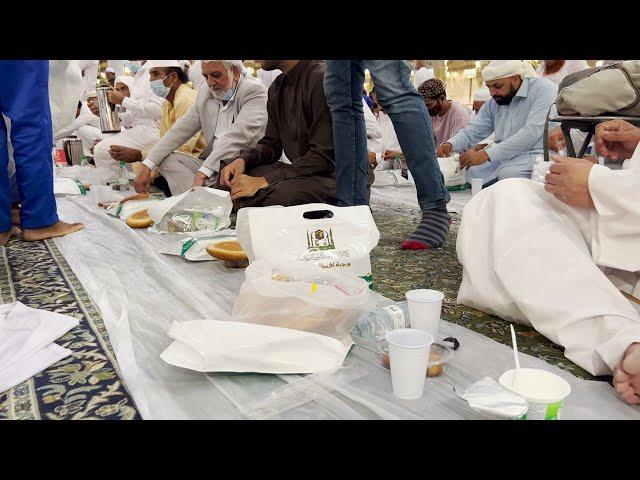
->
<box><xmin>103</xmin><ymin>61</ymin><xmax>206</xmax><ymax>195</ymax></box>
<box><xmin>105</xmin><ymin>66</ymin><xmax>116</xmax><ymax>86</ymax></box>
<box><xmin>93</xmin><ymin>60</ymin><xmax>163</xmax><ymax>177</ymax></box>
<box><xmin>437</xmin><ymin>60</ymin><xmax>556</xmax><ymax>186</ymax></box>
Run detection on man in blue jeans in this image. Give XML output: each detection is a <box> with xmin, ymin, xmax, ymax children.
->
<box><xmin>324</xmin><ymin>60</ymin><xmax>451</xmax><ymax>250</ymax></box>
<box><xmin>0</xmin><ymin>60</ymin><xmax>83</xmax><ymax>245</ymax></box>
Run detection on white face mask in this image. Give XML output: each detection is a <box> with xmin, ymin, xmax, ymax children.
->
<box><xmin>210</xmin><ymin>67</ymin><xmax>237</xmax><ymax>101</ymax></box>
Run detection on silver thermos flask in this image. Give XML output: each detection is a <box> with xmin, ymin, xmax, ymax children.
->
<box><xmin>62</xmin><ymin>136</ymin><xmax>84</xmax><ymax>165</ymax></box>
<box><xmin>96</xmin><ymin>86</ymin><xmax>121</xmax><ymax>134</ymax></box>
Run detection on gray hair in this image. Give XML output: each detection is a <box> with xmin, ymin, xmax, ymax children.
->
<box><xmin>201</xmin><ymin>60</ymin><xmax>244</xmax><ymax>70</ymax></box>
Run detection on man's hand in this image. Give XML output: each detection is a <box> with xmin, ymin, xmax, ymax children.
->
<box><xmin>459</xmin><ymin>149</ymin><xmax>489</xmax><ymax>170</ymax></box>
<box><xmin>473</xmin><ymin>143</ymin><xmax>488</xmax><ymax>152</ymax></box>
<box><xmin>192</xmin><ymin>171</ymin><xmax>208</xmax><ymax>187</ymax></box>
<box><xmin>436</xmin><ymin>142</ymin><xmax>453</xmax><ymax>157</ymax></box>
<box><xmin>109</xmin><ymin>145</ymin><xmax>142</xmax><ymax>163</ymax></box>
<box><xmin>544</xmin><ymin>156</ymin><xmax>595</xmax><ymax>209</ymax></box>
<box><xmin>220</xmin><ymin>158</ymin><xmax>246</xmax><ymax>188</ymax></box>
<box><xmin>230</xmin><ymin>175</ymin><xmax>268</xmax><ymax>200</ymax></box>
<box><xmin>108</xmin><ymin>89</ymin><xmax>125</xmax><ymax>105</ymax></box>
<box><xmin>368</xmin><ymin>151</ymin><xmax>378</xmax><ymax>169</ymax></box>
<box><xmin>595</xmin><ymin>119</ymin><xmax>640</xmax><ymax>161</ymax></box>
<box><xmin>383</xmin><ymin>150</ymin><xmax>404</xmax><ymax>161</ymax></box>
<box><xmin>90</xmin><ymin>139</ymin><xmax>101</xmax><ymax>155</ymax></box>
<box><xmin>133</xmin><ymin>165</ymin><xmax>152</xmax><ymax>194</ymax></box>
<box><xmin>548</xmin><ymin>126</ymin><xmax>566</xmax><ymax>152</ymax></box>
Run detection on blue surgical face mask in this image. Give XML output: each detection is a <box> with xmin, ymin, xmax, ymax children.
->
<box><xmin>124</xmin><ymin>61</ymin><xmax>142</xmax><ymax>74</ymax></box>
<box><xmin>150</xmin><ymin>74</ymin><xmax>175</xmax><ymax>98</ymax></box>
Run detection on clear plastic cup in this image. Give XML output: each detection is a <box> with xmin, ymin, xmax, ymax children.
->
<box><xmin>498</xmin><ymin>368</ymin><xmax>572</xmax><ymax>420</ymax></box>
<box><xmin>405</xmin><ymin>289</ymin><xmax>444</xmax><ymax>338</ymax></box>
<box><xmin>471</xmin><ymin>178</ymin><xmax>483</xmax><ymax>197</ymax></box>
<box><xmin>386</xmin><ymin>329</ymin><xmax>433</xmax><ymax>399</ymax></box>
<box><xmin>93</xmin><ymin>185</ymin><xmax>113</xmax><ymax>203</ymax></box>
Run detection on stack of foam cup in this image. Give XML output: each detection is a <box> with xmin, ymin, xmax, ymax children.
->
<box><xmin>405</xmin><ymin>289</ymin><xmax>444</xmax><ymax>339</ymax></box>
<box><xmin>386</xmin><ymin>329</ymin><xmax>434</xmax><ymax>399</ymax></box>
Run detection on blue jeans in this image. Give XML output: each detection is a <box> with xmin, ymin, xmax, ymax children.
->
<box><xmin>324</xmin><ymin>60</ymin><xmax>449</xmax><ymax>210</ymax></box>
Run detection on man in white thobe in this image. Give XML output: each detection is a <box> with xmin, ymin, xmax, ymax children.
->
<box><xmin>456</xmin><ymin>118</ymin><xmax>640</xmax><ymax>405</ymax></box>
<box><xmin>93</xmin><ymin>60</ymin><xmax>162</xmax><ymax>177</ymax></box>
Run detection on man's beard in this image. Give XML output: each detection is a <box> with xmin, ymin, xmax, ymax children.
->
<box><xmin>493</xmin><ymin>85</ymin><xmax>518</xmax><ymax>105</ymax></box>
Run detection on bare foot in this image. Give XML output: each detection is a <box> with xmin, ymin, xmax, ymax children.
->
<box><xmin>12</xmin><ymin>208</ymin><xmax>20</xmax><ymax>225</ymax></box>
<box><xmin>613</xmin><ymin>343</ymin><xmax>640</xmax><ymax>405</ymax></box>
<box><xmin>0</xmin><ymin>227</ymin><xmax>21</xmax><ymax>246</ymax></box>
<box><xmin>22</xmin><ymin>221</ymin><xmax>84</xmax><ymax>242</ymax></box>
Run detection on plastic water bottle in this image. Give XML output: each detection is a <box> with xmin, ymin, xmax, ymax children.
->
<box><xmin>393</xmin><ymin>154</ymin><xmax>402</xmax><ymax>172</ymax></box>
<box><xmin>352</xmin><ymin>301</ymin><xmax>410</xmax><ymax>342</ymax></box>
<box><xmin>118</xmin><ymin>161</ymin><xmax>130</xmax><ymax>192</ymax></box>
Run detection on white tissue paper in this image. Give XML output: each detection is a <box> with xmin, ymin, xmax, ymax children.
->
<box><xmin>459</xmin><ymin>377</ymin><xmax>529</xmax><ymax>419</ymax></box>
<box><xmin>160</xmin><ymin>320</ymin><xmax>352</xmax><ymax>374</ymax></box>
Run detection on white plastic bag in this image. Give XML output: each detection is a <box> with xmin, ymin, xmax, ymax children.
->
<box><xmin>147</xmin><ymin>187</ymin><xmax>232</xmax><ymax>234</ymax></box>
<box><xmin>160</xmin><ymin>230</ymin><xmax>237</xmax><ymax>262</ymax></box>
<box><xmin>236</xmin><ymin>203</ymin><xmax>380</xmax><ymax>280</ymax></box>
<box><xmin>53</xmin><ymin>178</ymin><xmax>87</xmax><ymax>197</ymax></box>
<box><xmin>530</xmin><ymin>154</ymin><xmax>553</xmax><ymax>184</ymax></box>
<box><xmin>232</xmin><ymin>259</ymin><xmax>377</xmax><ymax>344</ymax></box>
<box><xmin>437</xmin><ymin>154</ymin><xmax>467</xmax><ymax>190</ymax></box>
<box><xmin>372</xmin><ymin>170</ymin><xmax>413</xmax><ymax>188</ymax></box>
<box><xmin>160</xmin><ymin>320</ymin><xmax>351</xmax><ymax>374</ymax></box>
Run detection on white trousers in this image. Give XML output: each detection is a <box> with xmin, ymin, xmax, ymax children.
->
<box><xmin>457</xmin><ymin>178</ymin><xmax>640</xmax><ymax>376</ymax></box>
<box><xmin>76</xmin><ymin>125</ymin><xmax>108</xmax><ymax>156</ymax></box>
<box><xmin>157</xmin><ymin>152</ymin><xmax>204</xmax><ymax>196</ymax></box>
<box><xmin>93</xmin><ymin>125</ymin><xmax>160</xmax><ymax>176</ymax></box>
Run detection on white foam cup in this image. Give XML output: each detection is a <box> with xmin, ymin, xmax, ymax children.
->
<box><xmin>386</xmin><ymin>329</ymin><xmax>433</xmax><ymax>399</ymax></box>
<box><xmin>498</xmin><ymin>368</ymin><xmax>572</xmax><ymax>420</ymax></box>
<box><xmin>405</xmin><ymin>289</ymin><xmax>444</xmax><ymax>338</ymax></box>
<box><xmin>471</xmin><ymin>178</ymin><xmax>483</xmax><ymax>197</ymax></box>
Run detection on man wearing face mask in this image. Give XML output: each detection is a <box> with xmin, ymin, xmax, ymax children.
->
<box><xmin>437</xmin><ymin>60</ymin><xmax>556</xmax><ymax>186</ymax></box>
<box><xmin>93</xmin><ymin>60</ymin><xmax>163</xmax><ymax>177</ymax></box>
<box><xmin>107</xmin><ymin>61</ymin><xmax>205</xmax><ymax>195</ymax></box>
<box><xmin>418</xmin><ymin>78</ymin><xmax>470</xmax><ymax>148</ymax></box>
<box><xmin>133</xmin><ymin>60</ymin><xmax>267</xmax><ymax>196</ymax></box>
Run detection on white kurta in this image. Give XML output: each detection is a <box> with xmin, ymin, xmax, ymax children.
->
<box><xmin>457</xmin><ymin>145</ymin><xmax>640</xmax><ymax>376</ymax></box>
<box><xmin>189</xmin><ymin>61</ymin><xmax>205</xmax><ymax>90</ymax></box>
<box><xmin>49</xmin><ymin>60</ymin><xmax>84</xmax><ymax>139</ymax></box>
<box><xmin>93</xmin><ymin>63</ymin><xmax>162</xmax><ymax>174</ymax></box>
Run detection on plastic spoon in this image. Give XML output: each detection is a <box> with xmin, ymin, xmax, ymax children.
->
<box><xmin>510</xmin><ymin>324</ymin><xmax>521</xmax><ymax>391</ymax></box>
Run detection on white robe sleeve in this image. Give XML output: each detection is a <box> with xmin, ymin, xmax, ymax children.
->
<box><xmin>588</xmin><ymin>144</ymin><xmax>640</xmax><ymax>271</ymax></box>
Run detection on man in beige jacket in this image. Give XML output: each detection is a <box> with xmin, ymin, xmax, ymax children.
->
<box><xmin>133</xmin><ymin>60</ymin><xmax>267</xmax><ymax>195</ymax></box>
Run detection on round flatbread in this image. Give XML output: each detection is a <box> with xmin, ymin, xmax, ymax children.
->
<box><xmin>125</xmin><ymin>209</ymin><xmax>153</xmax><ymax>228</ymax></box>
<box><xmin>206</xmin><ymin>241</ymin><xmax>248</xmax><ymax>262</ymax></box>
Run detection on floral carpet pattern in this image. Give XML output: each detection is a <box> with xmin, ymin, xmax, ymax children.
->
<box><xmin>0</xmin><ymin>237</ymin><xmax>139</xmax><ymax>420</ymax></box>
<box><xmin>369</xmin><ymin>200</ymin><xmax>600</xmax><ymax>382</ymax></box>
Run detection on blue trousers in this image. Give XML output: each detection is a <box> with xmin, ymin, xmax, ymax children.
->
<box><xmin>324</xmin><ymin>60</ymin><xmax>449</xmax><ymax>210</ymax></box>
<box><xmin>0</xmin><ymin>60</ymin><xmax>58</xmax><ymax>231</ymax></box>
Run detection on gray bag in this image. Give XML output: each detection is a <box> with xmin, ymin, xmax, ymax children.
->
<box><xmin>556</xmin><ymin>61</ymin><xmax>640</xmax><ymax>116</ymax></box>
<box><xmin>544</xmin><ymin>61</ymin><xmax>640</xmax><ymax>161</ymax></box>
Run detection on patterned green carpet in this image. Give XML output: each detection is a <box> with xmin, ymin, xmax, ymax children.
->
<box><xmin>369</xmin><ymin>200</ymin><xmax>599</xmax><ymax>382</ymax></box>
<box><xmin>0</xmin><ymin>201</ymin><xmax>602</xmax><ymax>420</ymax></box>
<box><xmin>0</xmin><ymin>238</ymin><xmax>140</xmax><ymax>420</ymax></box>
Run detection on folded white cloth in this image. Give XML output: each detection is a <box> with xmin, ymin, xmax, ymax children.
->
<box><xmin>0</xmin><ymin>302</ymin><xmax>79</xmax><ymax>393</ymax></box>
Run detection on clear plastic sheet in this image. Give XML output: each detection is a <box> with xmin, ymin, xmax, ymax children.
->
<box><xmin>371</xmin><ymin>185</ymin><xmax>472</xmax><ymax>214</ymax></box>
<box><xmin>52</xmin><ymin>193</ymin><xmax>640</xmax><ymax>420</ymax></box>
